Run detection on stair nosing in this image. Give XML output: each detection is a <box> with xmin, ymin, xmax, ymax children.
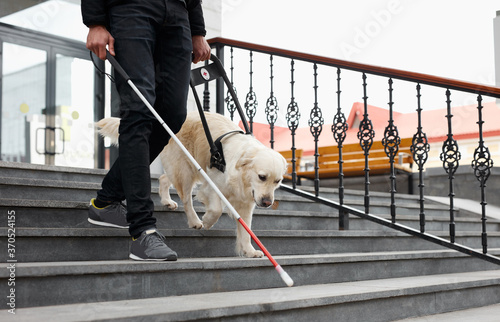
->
<box><xmin>4</xmin><ymin>249</ymin><xmax>500</xmax><ymax>279</ymax></box>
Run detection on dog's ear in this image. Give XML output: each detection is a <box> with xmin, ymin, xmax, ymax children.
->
<box><xmin>236</xmin><ymin>148</ymin><xmax>256</xmax><ymax>169</ymax></box>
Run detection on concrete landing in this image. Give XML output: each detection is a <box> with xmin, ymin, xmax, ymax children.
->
<box><xmin>6</xmin><ymin>270</ymin><xmax>500</xmax><ymax>321</ymax></box>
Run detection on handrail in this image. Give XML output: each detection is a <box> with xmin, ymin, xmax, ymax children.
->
<box><xmin>206</xmin><ymin>36</ymin><xmax>500</xmax><ymax>266</ymax></box>
<box><xmin>208</xmin><ymin>37</ymin><xmax>500</xmax><ymax>99</ymax></box>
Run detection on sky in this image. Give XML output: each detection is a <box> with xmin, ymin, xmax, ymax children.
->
<box><xmin>220</xmin><ymin>0</ymin><xmax>500</xmax><ymax>125</ymax></box>
<box><xmin>2</xmin><ymin>0</ymin><xmax>499</xmax><ymax>126</ymax></box>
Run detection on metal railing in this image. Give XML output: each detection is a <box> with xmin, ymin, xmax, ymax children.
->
<box><xmin>206</xmin><ymin>37</ymin><xmax>500</xmax><ymax>265</ymax></box>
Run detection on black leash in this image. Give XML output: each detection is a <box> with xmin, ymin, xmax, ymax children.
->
<box><xmin>91</xmin><ymin>50</ymin><xmax>251</xmax><ymax>173</ymax></box>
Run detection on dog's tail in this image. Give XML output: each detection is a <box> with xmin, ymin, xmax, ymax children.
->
<box><xmin>96</xmin><ymin>117</ymin><xmax>120</xmax><ymax>145</ymax></box>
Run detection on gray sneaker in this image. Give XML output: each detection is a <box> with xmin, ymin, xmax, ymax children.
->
<box><xmin>88</xmin><ymin>198</ymin><xmax>128</xmax><ymax>229</ymax></box>
<box><xmin>130</xmin><ymin>229</ymin><xmax>178</xmax><ymax>261</ymax></box>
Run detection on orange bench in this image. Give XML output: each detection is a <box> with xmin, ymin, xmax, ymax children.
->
<box><xmin>296</xmin><ymin>138</ymin><xmax>414</xmax><ymax>180</ymax></box>
<box><xmin>279</xmin><ymin>149</ymin><xmax>303</xmax><ymax>181</ymax></box>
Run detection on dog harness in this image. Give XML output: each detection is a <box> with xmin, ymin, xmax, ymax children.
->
<box><xmin>189</xmin><ymin>56</ymin><xmax>252</xmax><ymax>173</ymax></box>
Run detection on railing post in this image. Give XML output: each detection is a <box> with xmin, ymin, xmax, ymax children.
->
<box><xmin>472</xmin><ymin>94</ymin><xmax>493</xmax><ymax>254</ymax></box>
<box><xmin>266</xmin><ymin>54</ymin><xmax>278</xmax><ymax>149</ymax></box>
<box><xmin>286</xmin><ymin>59</ymin><xmax>301</xmax><ymax>189</ymax></box>
<box><xmin>245</xmin><ymin>51</ymin><xmax>257</xmax><ymax>132</ymax></box>
<box><xmin>224</xmin><ymin>47</ymin><xmax>237</xmax><ymax>120</ymax></box>
<box><xmin>411</xmin><ymin>84</ymin><xmax>430</xmax><ymax>233</ymax></box>
<box><xmin>309</xmin><ymin>63</ymin><xmax>324</xmax><ymax>197</ymax></box>
<box><xmin>357</xmin><ymin>73</ymin><xmax>375</xmax><ymax>214</ymax></box>
<box><xmin>440</xmin><ymin>89</ymin><xmax>461</xmax><ymax>244</ymax></box>
<box><xmin>382</xmin><ymin>78</ymin><xmax>400</xmax><ymax>223</ymax></box>
<box><xmin>215</xmin><ymin>43</ymin><xmax>225</xmax><ymax>115</ymax></box>
<box><xmin>332</xmin><ymin>68</ymin><xmax>349</xmax><ymax>230</ymax></box>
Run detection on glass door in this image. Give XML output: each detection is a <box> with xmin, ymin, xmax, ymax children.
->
<box><xmin>53</xmin><ymin>53</ymin><xmax>96</xmax><ymax>168</ymax></box>
<box><xmin>1</xmin><ymin>42</ymin><xmax>47</xmax><ymax>164</ymax></box>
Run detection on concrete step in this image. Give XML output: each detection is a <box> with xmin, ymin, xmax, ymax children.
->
<box><xmin>6</xmin><ymin>270</ymin><xmax>500</xmax><ymax>321</ymax></box>
<box><xmin>396</xmin><ymin>303</ymin><xmax>500</xmax><ymax>322</ymax></box>
<box><xmin>0</xmin><ymin>159</ymin><xmax>462</xmax><ymax>222</ymax></box>
<box><xmin>2</xmin><ymin>198</ymin><xmax>499</xmax><ymax>233</ymax></box>
<box><xmin>0</xmin><ymin>176</ymin><xmax>464</xmax><ymax>223</ymax></box>
<box><xmin>2</xmin><ymin>161</ymin><xmax>498</xmax><ymax>320</ymax></box>
<box><xmin>1</xmin><ymin>250</ymin><xmax>498</xmax><ymax>309</ymax></box>
<box><xmin>275</xmin><ymin>190</ymin><xmax>454</xmax><ymax>218</ymax></box>
<box><xmin>0</xmin><ymin>161</ymin><xmax>120</xmax><ymax>186</ymax></box>
<box><xmin>2</xmin><ymin>227</ymin><xmax>500</xmax><ymax>262</ymax></box>
<box><xmin>0</xmin><ymin>160</ymin><xmax>420</xmax><ymax>203</ymax></box>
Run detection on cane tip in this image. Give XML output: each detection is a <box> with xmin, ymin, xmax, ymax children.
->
<box><xmin>276</xmin><ymin>265</ymin><xmax>294</xmax><ymax>287</ymax></box>
<box><xmin>281</xmin><ymin>271</ymin><xmax>294</xmax><ymax>287</ymax></box>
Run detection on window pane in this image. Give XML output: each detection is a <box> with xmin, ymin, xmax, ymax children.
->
<box><xmin>54</xmin><ymin>54</ymin><xmax>95</xmax><ymax>168</ymax></box>
<box><xmin>1</xmin><ymin>43</ymin><xmax>46</xmax><ymax>163</ymax></box>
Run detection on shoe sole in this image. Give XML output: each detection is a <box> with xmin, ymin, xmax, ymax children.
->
<box><xmin>129</xmin><ymin>253</ymin><xmax>178</xmax><ymax>261</ymax></box>
<box><xmin>88</xmin><ymin>218</ymin><xmax>128</xmax><ymax>229</ymax></box>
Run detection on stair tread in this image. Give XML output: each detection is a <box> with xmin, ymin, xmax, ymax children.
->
<box><xmin>4</xmin><ymin>249</ymin><xmax>500</xmax><ymax>278</ymax></box>
<box><xmin>6</xmin><ymin>270</ymin><xmax>500</xmax><ymax>321</ymax></box>
<box><xmin>1</xmin><ymin>161</ymin><xmax>499</xmax><ymax>320</ymax></box>
<box><xmin>2</xmin><ymin>226</ymin><xmax>499</xmax><ymax>237</ymax></box>
<box><xmin>0</xmin><ymin>198</ymin><xmax>485</xmax><ymax>221</ymax></box>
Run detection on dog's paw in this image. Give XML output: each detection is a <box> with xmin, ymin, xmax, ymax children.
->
<box><xmin>202</xmin><ymin>219</ymin><xmax>214</xmax><ymax>230</ymax></box>
<box><xmin>188</xmin><ymin>218</ymin><xmax>204</xmax><ymax>230</ymax></box>
<box><xmin>202</xmin><ymin>213</ymin><xmax>219</xmax><ymax>230</ymax></box>
<box><xmin>239</xmin><ymin>247</ymin><xmax>264</xmax><ymax>258</ymax></box>
<box><xmin>246</xmin><ymin>250</ymin><xmax>264</xmax><ymax>258</ymax></box>
<box><xmin>161</xmin><ymin>199</ymin><xmax>178</xmax><ymax>210</ymax></box>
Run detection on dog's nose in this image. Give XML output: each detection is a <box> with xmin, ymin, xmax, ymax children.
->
<box><xmin>260</xmin><ymin>197</ymin><xmax>273</xmax><ymax>208</ymax></box>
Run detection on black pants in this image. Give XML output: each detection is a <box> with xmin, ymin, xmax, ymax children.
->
<box><xmin>97</xmin><ymin>0</ymin><xmax>192</xmax><ymax>237</ymax></box>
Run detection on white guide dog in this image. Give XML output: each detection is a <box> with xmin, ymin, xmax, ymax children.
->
<box><xmin>97</xmin><ymin>111</ymin><xmax>287</xmax><ymax>258</ymax></box>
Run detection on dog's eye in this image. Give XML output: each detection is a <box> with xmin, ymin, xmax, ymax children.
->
<box><xmin>258</xmin><ymin>175</ymin><xmax>267</xmax><ymax>181</ymax></box>
<box><xmin>274</xmin><ymin>179</ymin><xmax>281</xmax><ymax>184</ymax></box>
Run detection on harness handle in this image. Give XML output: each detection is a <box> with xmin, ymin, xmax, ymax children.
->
<box><xmin>190</xmin><ymin>54</ymin><xmax>251</xmax><ymax>172</ymax></box>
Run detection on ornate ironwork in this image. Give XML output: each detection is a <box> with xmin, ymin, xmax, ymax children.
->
<box><xmin>224</xmin><ymin>46</ymin><xmax>238</xmax><ymax>120</ymax></box>
<box><xmin>265</xmin><ymin>55</ymin><xmax>279</xmax><ymax>149</ymax></box>
<box><xmin>308</xmin><ymin>63</ymin><xmax>324</xmax><ymax>196</ymax></box>
<box><xmin>332</xmin><ymin>68</ymin><xmax>348</xmax><ymax>145</ymax></box>
<box><xmin>440</xmin><ymin>89</ymin><xmax>461</xmax><ymax>243</ymax></box>
<box><xmin>382</xmin><ymin>78</ymin><xmax>400</xmax><ymax>223</ymax></box>
<box><xmin>286</xmin><ymin>59</ymin><xmax>301</xmax><ymax>189</ymax></box>
<box><xmin>331</xmin><ymin>68</ymin><xmax>349</xmax><ymax>229</ymax></box>
<box><xmin>357</xmin><ymin>73</ymin><xmax>375</xmax><ymax>214</ymax></box>
<box><xmin>471</xmin><ymin>95</ymin><xmax>494</xmax><ymax>254</ymax></box>
<box><xmin>244</xmin><ymin>51</ymin><xmax>258</xmax><ymax>132</ymax></box>
<box><xmin>205</xmin><ymin>39</ymin><xmax>500</xmax><ymax>267</ymax></box>
<box><xmin>411</xmin><ymin>84</ymin><xmax>430</xmax><ymax>233</ymax></box>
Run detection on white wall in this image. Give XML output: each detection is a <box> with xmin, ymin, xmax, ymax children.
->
<box><xmin>494</xmin><ymin>10</ymin><xmax>500</xmax><ymax>102</ymax></box>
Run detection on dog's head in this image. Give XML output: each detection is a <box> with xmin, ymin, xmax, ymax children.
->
<box><xmin>236</xmin><ymin>147</ymin><xmax>287</xmax><ymax>208</ymax></box>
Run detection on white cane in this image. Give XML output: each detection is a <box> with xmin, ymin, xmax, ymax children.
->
<box><xmin>104</xmin><ymin>51</ymin><xmax>293</xmax><ymax>287</ymax></box>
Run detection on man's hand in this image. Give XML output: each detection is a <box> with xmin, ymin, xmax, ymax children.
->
<box><xmin>192</xmin><ymin>35</ymin><xmax>211</xmax><ymax>64</ymax></box>
<box><xmin>86</xmin><ymin>25</ymin><xmax>115</xmax><ymax>60</ymax></box>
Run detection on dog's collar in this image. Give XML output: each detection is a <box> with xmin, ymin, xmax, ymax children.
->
<box><xmin>214</xmin><ymin>130</ymin><xmax>245</xmax><ymax>147</ymax></box>
<box><xmin>210</xmin><ymin>130</ymin><xmax>245</xmax><ymax>173</ymax></box>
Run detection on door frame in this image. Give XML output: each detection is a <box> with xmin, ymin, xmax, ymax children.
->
<box><xmin>0</xmin><ymin>22</ymin><xmax>105</xmax><ymax>168</ymax></box>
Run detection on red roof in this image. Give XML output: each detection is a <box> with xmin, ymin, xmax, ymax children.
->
<box><xmin>241</xmin><ymin>101</ymin><xmax>500</xmax><ymax>156</ymax></box>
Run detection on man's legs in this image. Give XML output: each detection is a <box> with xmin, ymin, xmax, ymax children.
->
<box><xmin>94</xmin><ymin>0</ymin><xmax>191</xmax><ymax>229</ymax></box>
<box><xmin>93</xmin><ymin>0</ymin><xmax>192</xmax><ymax>242</ymax></box>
